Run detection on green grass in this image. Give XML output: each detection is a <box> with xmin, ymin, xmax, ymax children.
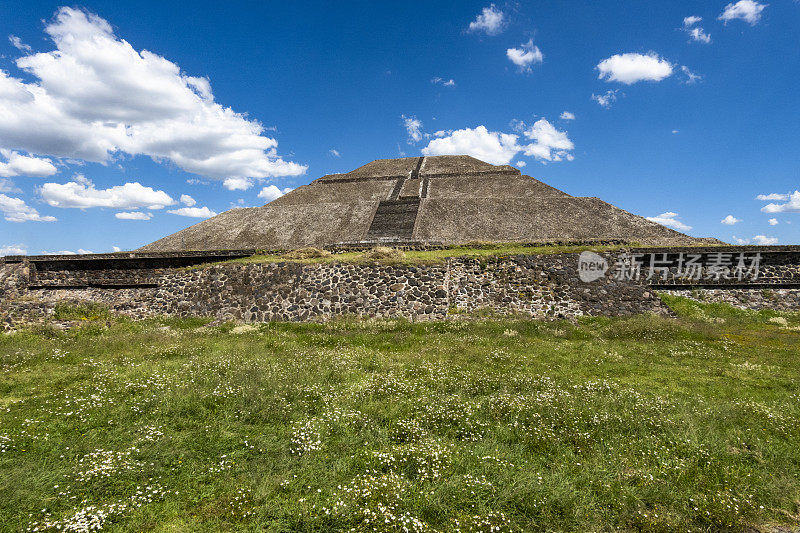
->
<box><xmin>203</xmin><ymin>243</ymin><xmax>628</xmax><ymax>267</ymax></box>
<box><xmin>2</xmin><ymin>299</ymin><xmax>800</xmax><ymax>531</ymax></box>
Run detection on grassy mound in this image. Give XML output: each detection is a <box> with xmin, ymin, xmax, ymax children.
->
<box><xmin>281</xmin><ymin>247</ymin><xmax>331</xmax><ymax>260</ymax></box>
<box><xmin>1</xmin><ymin>298</ymin><xmax>799</xmax><ymax>531</ymax></box>
<box><xmin>361</xmin><ymin>246</ymin><xmax>406</xmax><ymax>261</ymax></box>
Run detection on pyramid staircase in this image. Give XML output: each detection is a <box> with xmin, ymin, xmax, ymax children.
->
<box><xmin>364</xmin><ymin>157</ymin><xmax>426</xmax><ymax>241</ymax></box>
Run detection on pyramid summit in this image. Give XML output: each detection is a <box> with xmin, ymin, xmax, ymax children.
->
<box><xmin>141</xmin><ymin>155</ymin><xmax>712</xmax><ymax>251</ymax></box>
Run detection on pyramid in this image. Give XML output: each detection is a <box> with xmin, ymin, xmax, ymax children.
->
<box><xmin>140</xmin><ymin>155</ymin><xmax>711</xmax><ymax>251</ymax></box>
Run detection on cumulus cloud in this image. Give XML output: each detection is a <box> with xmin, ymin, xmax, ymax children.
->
<box><xmin>560</xmin><ymin>111</ymin><xmax>575</xmax><ymax>120</ymax></box>
<box><xmin>592</xmin><ymin>90</ymin><xmax>620</xmax><ymax>108</ymax></box>
<box><xmin>431</xmin><ymin>77</ymin><xmax>456</xmax><ymax>87</ymax></box>
<box><xmin>0</xmin><ymin>7</ymin><xmax>306</xmax><ymax>182</ymax></box>
<box><xmin>520</xmin><ymin>119</ymin><xmax>574</xmax><ymax>162</ymax></box>
<box><xmin>683</xmin><ymin>16</ymin><xmax>703</xmax><ymax>26</ymax></box>
<box><xmin>0</xmin><ymin>179</ymin><xmax>20</xmax><ymax>193</ymax></box>
<box><xmin>687</xmin><ymin>27</ymin><xmax>712</xmax><ymax>44</ymax></box>
<box><xmin>180</xmin><ymin>194</ymin><xmax>196</xmax><ymax>206</ymax></box>
<box><xmin>402</xmin><ymin>115</ymin><xmax>424</xmax><ymax>144</ymax></box>
<box><xmin>719</xmin><ymin>0</ymin><xmax>766</xmax><ymax>25</ymax></box>
<box><xmin>683</xmin><ymin>16</ymin><xmax>711</xmax><ymax>43</ymax></box>
<box><xmin>423</xmin><ymin>126</ymin><xmax>520</xmax><ymax>165</ymax></box>
<box><xmin>515</xmin><ymin>160</ymin><xmax>526</xmax><ymax>168</ymax></box>
<box><xmin>422</xmin><ymin>119</ymin><xmax>574</xmax><ymax>165</ymax></box>
<box><xmin>721</xmin><ymin>215</ymin><xmax>741</xmax><ymax>225</ymax></box>
<box><xmin>760</xmin><ymin>190</ymin><xmax>800</xmax><ymax>213</ymax></box>
<box><xmin>506</xmin><ymin>40</ymin><xmax>543</xmax><ymax>72</ymax></box>
<box><xmin>646</xmin><ymin>212</ymin><xmax>692</xmax><ymax>231</ymax></box>
<box><xmin>223</xmin><ymin>177</ymin><xmax>253</xmax><ymax>191</ymax></box>
<box><xmin>756</xmin><ymin>192</ymin><xmax>788</xmax><ymax>201</ymax></box>
<box><xmin>329</xmin><ymin>149</ymin><xmax>341</xmax><ymax>158</ymax></box>
<box><xmin>468</xmin><ymin>5</ymin><xmax>505</xmax><ymax>35</ymax></box>
<box><xmin>752</xmin><ymin>235</ymin><xmax>778</xmax><ymax>245</ymax></box>
<box><xmin>0</xmin><ymin>150</ymin><xmax>58</xmax><ymax>177</ymax></box>
<box><xmin>167</xmin><ymin>206</ymin><xmax>216</xmax><ymax>218</ymax></box>
<box><xmin>768</xmin><ymin>218</ymin><xmax>778</xmax><ymax>225</ymax></box>
<box><xmin>257</xmin><ymin>185</ymin><xmax>293</xmax><ymax>202</ymax></box>
<box><xmin>41</xmin><ymin>248</ymin><xmax>94</xmax><ymax>255</ymax></box>
<box><xmin>40</xmin><ymin>175</ymin><xmax>175</xmax><ymax>210</ymax></box>
<box><xmin>115</xmin><ymin>211</ymin><xmax>152</xmax><ymax>220</ymax></box>
<box><xmin>8</xmin><ymin>35</ymin><xmax>31</xmax><ymax>53</ymax></box>
<box><xmin>597</xmin><ymin>52</ymin><xmax>673</xmax><ymax>84</ymax></box>
<box><xmin>0</xmin><ymin>193</ymin><xmax>57</xmax><ymax>222</ymax></box>
<box><xmin>0</xmin><ymin>243</ymin><xmax>28</xmax><ymax>255</ymax></box>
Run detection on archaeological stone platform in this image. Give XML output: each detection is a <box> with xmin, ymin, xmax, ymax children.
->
<box><xmin>140</xmin><ymin>155</ymin><xmax>719</xmax><ymax>252</ymax></box>
<box><xmin>2</xmin><ymin>245</ymin><xmax>800</xmax><ymax>328</ymax></box>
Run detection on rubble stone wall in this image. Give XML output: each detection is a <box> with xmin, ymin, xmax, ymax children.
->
<box><xmin>3</xmin><ymin>248</ymin><xmax>800</xmax><ymax>329</ymax></box>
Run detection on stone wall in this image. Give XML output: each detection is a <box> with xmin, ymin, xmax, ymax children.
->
<box><xmin>4</xmin><ymin>247</ymin><xmax>800</xmax><ymax>329</ymax></box>
<box><xmin>1</xmin><ymin>253</ymin><xmax>669</xmax><ymax>328</ymax></box>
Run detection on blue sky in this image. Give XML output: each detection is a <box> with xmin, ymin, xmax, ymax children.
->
<box><xmin>0</xmin><ymin>0</ymin><xmax>798</xmax><ymax>254</ymax></box>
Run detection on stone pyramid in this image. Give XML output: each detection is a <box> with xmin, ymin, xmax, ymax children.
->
<box><xmin>140</xmin><ymin>155</ymin><xmax>709</xmax><ymax>251</ymax></box>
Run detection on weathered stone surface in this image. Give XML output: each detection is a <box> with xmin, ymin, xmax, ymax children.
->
<box><xmin>139</xmin><ymin>155</ymin><xmax>713</xmax><ymax>251</ymax></box>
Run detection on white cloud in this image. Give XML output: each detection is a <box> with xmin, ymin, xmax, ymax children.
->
<box><xmin>560</xmin><ymin>111</ymin><xmax>575</xmax><ymax>120</ymax></box>
<box><xmin>40</xmin><ymin>176</ymin><xmax>174</xmax><ymax>209</ymax></box>
<box><xmin>672</xmin><ymin>130</ymin><xmax>679</xmax><ymax>134</ymax></box>
<box><xmin>0</xmin><ymin>150</ymin><xmax>58</xmax><ymax>177</ymax></box>
<box><xmin>719</xmin><ymin>0</ymin><xmax>766</xmax><ymax>25</ymax></box>
<box><xmin>0</xmin><ymin>243</ymin><xmax>27</xmax><ymax>255</ymax></box>
<box><xmin>761</xmin><ymin>190</ymin><xmax>800</xmax><ymax>213</ymax></box>
<box><xmin>646</xmin><ymin>212</ymin><xmax>692</xmax><ymax>231</ymax></box>
<box><xmin>257</xmin><ymin>185</ymin><xmax>293</xmax><ymax>202</ymax></box>
<box><xmin>0</xmin><ymin>7</ymin><xmax>306</xmax><ymax>182</ymax></box>
<box><xmin>223</xmin><ymin>177</ymin><xmax>253</xmax><ymax>191</ymax></box>
<box><xmin>180</xmin><ymin>194</ymin><xmax>196</xmax><ymax>206</ymax></box>
<box><xmin>422</xmin><ymin>119</ymin><xmax>574</xmax><ymax>165</ymax></box>
<box><xmin>402</xmin><ymin>115</ymin><xmax>423</xmax><ymax>144</ymax></box>
<box><xmin>515</xmin><ymin>160</ymin><xmax>526</xmax><ymax>168</ymax></box>
<box><xmin>683</xmin><ymin>16</ymin><xmax>703</xmax><ymax>27</ymax></box>
<box><xmin>112</xmin><ymin>246</ymin><xmax>122</xmax><ymax>252</ymax></box>
<box><xmin>597</xmin><ymin>52</ymin><xmax>673</xmax><ymax>84</ymax></box>
<box><xmin>592</xmin><ymin>90</ymin><xmax>620</xmax><ymax>108</ymax></box>
<box><xmin>687</xmin><ymin>27</ymin><xmax>712</xmax><ymax>43</ymax></box>
<box><xmin>468</xmin><ymin>5</ymin><xmax>505</xmax><ymax>35</ymax></box>
<box><xmin>732</xmin><ymin>235</ymin><xmax>749</xmax><ymax>245</ymax></box>
<box><xmin>167</xmin><ymin>206</ymin><xmax>216</xmax><ymax>218</ymax></box>
<box><xmin>520</xmin><ymin>119</ymin><xmax>575</xmax><ymax>162</ymax></box>
<box><xmin>768</xmin><ymin>218</ymin><xmax>778</xmax><ymax>225</ymax></box>
<box><xmin>8</xmin><ymin>35</ymin><xmax>31</xmax><ymax>53</ymax></box>
<box><xmin>431</xmin><ymin>77</ymin><xmax>456</xmax><ymax>87</ymax></box>
<box><xmin>506</xmin><ymin>40</ymin><xmax>543</xmax><ymax>73</ymax></box>
<box><xmin>681</xmin><ymin>66</ymin><xmax>702</xmax><ymax>84</ymax></box>
<box><xmin>0</xmin><ymin>178</ymin><xmax>21</xmax><ymax>193</ymax></box>
<box><xmin>115</xmin><ymin>211</ymin><xmax>152</xmax><ymax>220</ymax></box>
<box><xmin>41</xmin><ymin>248</ymin><xmax>94</xmax><ymax>255</ymax></box>
<box><xmin>422</xmin><ymin>126</ymin><xmax>520</xmax><ymax>165</ymax></box>
<box><xmin>721</xmin><ymin>214</ymin><xmax>741</xmax><ymax>225</ymax></box>
<box><xmin>756</xmin><ymin>192</ymin><xmax>788</xmax><ymax>201</ymax></box>
<box><xmin>752</xmin><ymin>235</ymin><xmax>778</xmax><ymax>245</ymax></box>
<box><xmin>329</xmin><ymin>149</ymin><xmax>341</xmax><ymax>158</ymax></box>
<box><xmin>682</xmin><ymin>16</ymin><xmax>711</xmax><ymax>43</ymax></box>
<box><xmin>0</xmin><ymin>193</ymin><xmax>57</xmax><ymax>222</ymax></box>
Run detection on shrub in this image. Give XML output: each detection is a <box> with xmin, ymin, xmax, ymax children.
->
<box><xmin>362</xmin><ymin>246</ymin><xmax>405</xmax><ymax>261</ymax></box>
<box><xmin>282</xmin><ymin>247</ymin><xmax>331</xmax><ymax>259</ymax></box>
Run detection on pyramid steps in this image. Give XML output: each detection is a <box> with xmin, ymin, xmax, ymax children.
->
<box><xmin>365</xmin><ymin>198</ymin><xmax>420</xmax><ymax>240</ymax></box>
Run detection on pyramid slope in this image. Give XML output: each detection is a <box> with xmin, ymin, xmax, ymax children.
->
<box><xmin>140</xmin><ymin>155</ymin><xmax>712</xmax><ymax>251</ymax></box>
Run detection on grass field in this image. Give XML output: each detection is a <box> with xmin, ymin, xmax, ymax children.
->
<box><xmin>206</xmin><ymin>243</ymin><xmax>628</xmax><ymax>267</ymax></box>
<box><xmin>1</xmin><ymin>297</ymin><xmax>799</xmax><ymax>532</ymax></box>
